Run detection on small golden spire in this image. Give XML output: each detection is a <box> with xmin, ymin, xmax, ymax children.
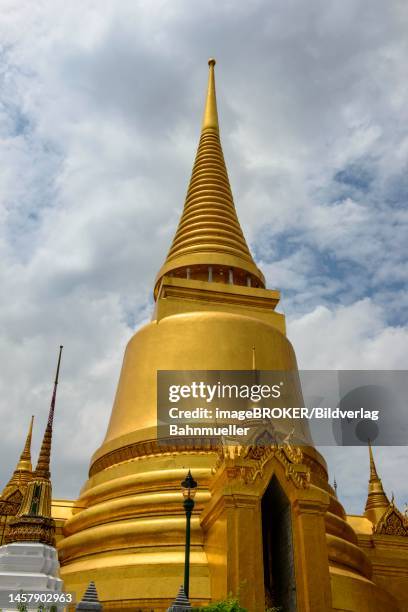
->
<box><xmin>202</xmin><ymin>58</ymin><xmax>219</xmax><ymax>132</ymax></box>
<box><xmin>17</xmin><ymin>415</ymin><xmax>34</xmax><ymax>472</ymax></box>
<box><xmin>0</xmin><ymin>416</ymin><xmax>34</xmax><ymax>499</ymax></box>
<box><xmin>364</xmin><ymin>441</ymin><xmax>390</xmax><ymax>525</ymax></box>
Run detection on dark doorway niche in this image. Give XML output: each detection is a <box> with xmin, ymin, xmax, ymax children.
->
<box><xmin>262</xmin><ymin>476</ymin><xmax>297</xmax><ymax>611</ymax></box>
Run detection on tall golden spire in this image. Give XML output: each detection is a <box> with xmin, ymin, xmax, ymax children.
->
<box><xmin>6</xmin><ymin>346</ymin><xmax>63</xmax><ymax>546</ymax></box>
<box><xmin>1</xmin><ymin>416</ymin><xmax>34</xmax><ymax>500</ymax></box>
<box><xmin>154</xmin><ymin>59</ymin><xmax>265</xmax><ymax>297</ymax></box>
<box><xmin>364</xmin><ymin>441</ymin><xmax>390</xmax><ymax>525</ymax></box>
<box><xmin>34</xmin><ymin>345</ymin><xmax>63</xmax><ymax>480</ymax></box>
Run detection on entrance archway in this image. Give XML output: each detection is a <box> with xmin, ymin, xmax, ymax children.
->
<box><xmin>262</xmin><ymin>475</ymin><xmax>297</xmax><ymax>611</ymax></box>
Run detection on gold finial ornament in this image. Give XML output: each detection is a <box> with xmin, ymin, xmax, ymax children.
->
<box><xmin>202</xmin><ymin>58</ymin><xmax>218</xmax><ymax>131</ymax></box>
<box><xmin>154</xmin><ymin>59</ymin><xmax>265</xmax><ymax>297</ymax></box>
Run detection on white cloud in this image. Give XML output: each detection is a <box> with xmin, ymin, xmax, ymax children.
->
<box><xmin>289</xmin><ymin>300</ymin><xmax>408</xmax><ymax>514</ymax></box>
<box><xmin>289</xmin><ymin>299</ymin><xmax>408</xmax><ymax>370</ymax></box>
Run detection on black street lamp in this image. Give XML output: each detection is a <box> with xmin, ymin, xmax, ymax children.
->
<box><xmin>181</xmin><ymin>469</ymin><xmax>197</xmax><ymax>599</ymax></box>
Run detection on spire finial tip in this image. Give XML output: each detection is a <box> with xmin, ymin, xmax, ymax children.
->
<box><xmin>208</xmin><ymin>58</ymin><xmax>216</xmax><ymax>67</ymax></box>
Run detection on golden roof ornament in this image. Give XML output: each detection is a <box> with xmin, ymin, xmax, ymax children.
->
<box><xmin>374</xmin><ymin>501</ymin><xmax>408</xmax><ymax>537</ymax></box>
<box><xmin>202</xmin><ymin>58</ymin><xmax>219</xmax><ymax>131</ymax></box>
<box><xmin>371</xmin><ymin>488</ymin><xmax>408</xmax><ymax>537</ymax></box>
<box><xmin>154</xmin><ymin>59</ymin><xmax>265</xmax><ymax>297</ymax></box>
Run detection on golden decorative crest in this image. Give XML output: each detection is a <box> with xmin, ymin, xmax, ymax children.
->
<box><xmin>374</xmin><ymin>502</ymin><xmax>408</xmax><ymax>537</ymax></box>
<box><xmin>215</xmin><ymin>438</ymin><xmax>310</xmax><ymax>489</ymax></box>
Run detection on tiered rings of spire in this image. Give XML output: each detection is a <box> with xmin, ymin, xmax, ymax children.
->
<box><xmin>155</xmin><ymin>59</ymin><xmax>265</xmax><ymax>297</ymax></box>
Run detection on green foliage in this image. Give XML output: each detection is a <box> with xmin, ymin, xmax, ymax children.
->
<box><xmin>195</xmin><ymin>596</ymin><xmax>247</xmax><ymax>611</ymax></box>
<box><xmin>195</xmin><ymin>598</ymin><xmax>283</xmax><ymax>611</ymax></box>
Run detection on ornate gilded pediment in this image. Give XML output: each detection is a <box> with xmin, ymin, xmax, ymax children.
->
<box><xmin>215</xmin><ymin>436</ymin><xmax>310</xmax><ymax>489</ymax></box>
<box><xmin>374</xmin><ymin>503</ymin><xmax>408</xmax><ymax>537</ymax></box>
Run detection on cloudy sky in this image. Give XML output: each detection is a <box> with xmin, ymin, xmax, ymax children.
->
<box><xmin>0</xmin><ymin>0</ymin><xmax>407</xmax><ymax>515</ymax></box>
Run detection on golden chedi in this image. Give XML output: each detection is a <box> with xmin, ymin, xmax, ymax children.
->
<box><xmin>55</xmin><ymin>61</ymin><xmax>408</xmax><ymax>611</ymax></box>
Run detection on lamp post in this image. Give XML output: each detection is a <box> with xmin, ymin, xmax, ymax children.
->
<box><xmin>181</xmin><ymin>469</ymin><xmax>197</xmax><ymax>599</ymax></box>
